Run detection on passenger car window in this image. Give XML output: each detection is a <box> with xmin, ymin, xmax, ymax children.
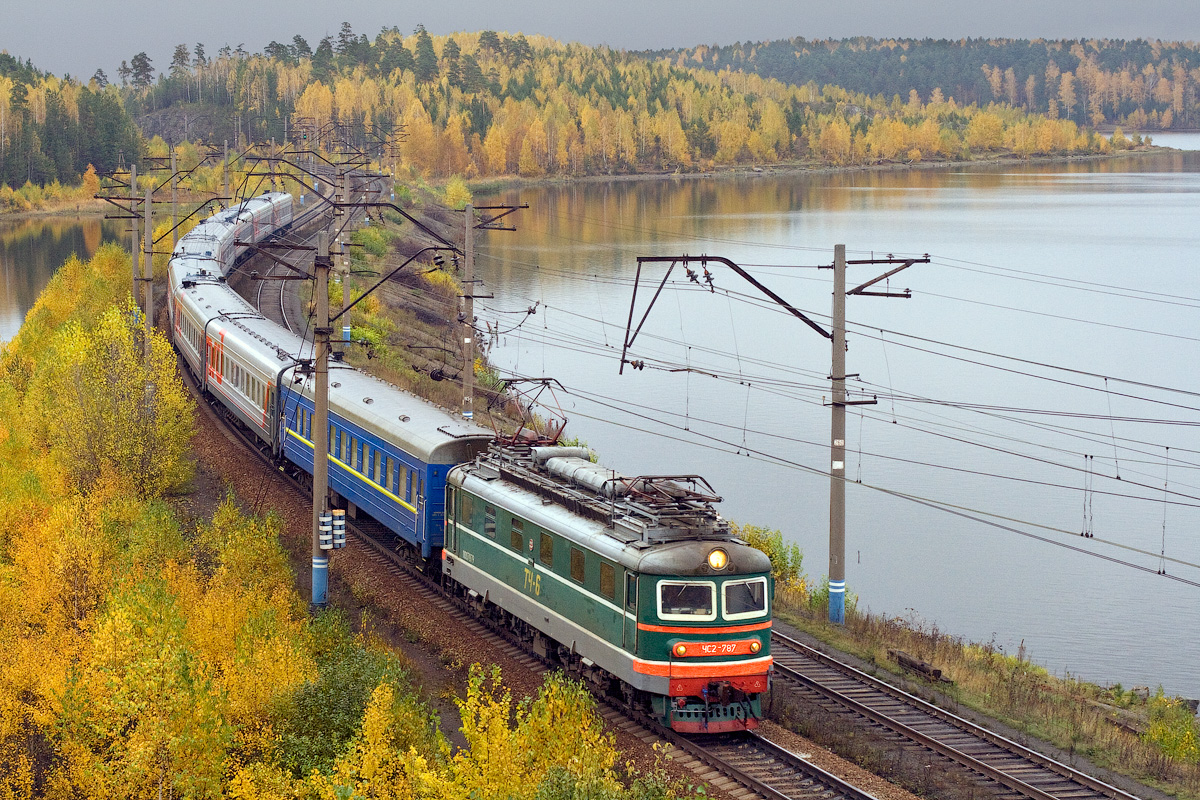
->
<box><xmin>657</xmin><ymin>581</ymin><xmax>717</xmax><ymax>622</ymax></box>
<box><xmin>723</xmin><ymin>578</ymin><xmax>769</xmax><ymax>620</ymax></box>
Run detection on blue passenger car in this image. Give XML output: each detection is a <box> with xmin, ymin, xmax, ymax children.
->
<box><xmin>279</xmin><ymin>364</ymin><xmax>493</xmax><ymax>557</ymax></box>
<box><xmin>169</xmin><ymin>191</ymin><xmax>493</xmax><ymax>560</ymax></box>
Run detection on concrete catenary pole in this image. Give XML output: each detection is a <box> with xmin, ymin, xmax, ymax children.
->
<box><xmin>312</xmin><ymin>230</ymin><xmax>332</xmax><ymax>609</ymax></box>
<box><xmin>143</xmin><ymin>186</ymin><xmax>153</xmax><ymax>357</ymax></box>
<box><xmin>339</xmin><ymin>170</ymin><xmax>351</xmax><ymax>350</ymax></box>
<box><xmin>829</xmin><ymin>244</ymin><xmax>847</xmax><ymax>624</ymax></box>
<box><xmin>170</xmin><ymin>150</ymin><xmax>178</xmax><ymax>248</ymax></box>
<box><xmin>223</xmin><ymin>139</ymin><xmax>229</xmax><ymax>203</ymax></box>
<box><xmin>461</xmin><ymin>203</ymin><xmax>475</xmax><ymax>421</ymax></box>
<box><xmin>129</xmin><ymin>164</ymin><xmax>137</xmax><ymax>298</ymax></box>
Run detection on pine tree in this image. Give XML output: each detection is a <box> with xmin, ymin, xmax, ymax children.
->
<box><xmin>130</xmin><ymin>52</ymin><xmax>154</xmax><ymax>89</ymax></box>
<box><xmin>414</xmin><ymin>24</ymin><xmax>438</xmax><ymax>83</ymax></box>
<box><xmin>291</xmin><ymin>35</ymin><xmax>311</xmax><ymax>60</ymax></box>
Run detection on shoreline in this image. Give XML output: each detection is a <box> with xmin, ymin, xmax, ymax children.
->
<box><xmin>4</xmin><ymin>147</ymin><xmax>1178</xmax><ymax>222</ymax></box>
<box><xmin>466</xmin><ymin>145</ymin><xmax>1171</xmax><ymax>193</ymax></box>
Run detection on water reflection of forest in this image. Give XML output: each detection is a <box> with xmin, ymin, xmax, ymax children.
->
<box><xmin>0</xmin><ymin>217</ymin><xmax>123</xmax><ymax>339</ymax></box>
<box><xmin>487</xmin><ymin>151</ymin><xmax>1193</xmax><ymax>260</ymax></box>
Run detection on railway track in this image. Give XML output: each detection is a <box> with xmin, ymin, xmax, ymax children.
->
<box><xmin>195</xmin><ymin>177</ymin><xmax>1148</xmax><ymax>800</ymax></box>
<box><xmin>186</xmin><ymin>179</ymin><xmax>904</xmax><ymax>800</ymax></box>
<box><xmin>769</xmin><ymin>631</ymin><xmax>1142</xmax><ymax>800</ymax></box>
<box><xmin>183</xmin><ymin>359</ymin><xmax>887</xmax><ymax>800</ymax></box>
<box><xmin>347</xmin><ymin>518</ymin><xmax>882</xmax><ymax>800</ymax></box>
<box><xmin>243</xmin><ymin>170</ymin><xmax>383</xmax><ymax>332</ymax></box>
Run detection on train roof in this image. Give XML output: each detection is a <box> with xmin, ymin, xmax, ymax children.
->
<box><xmin>292</xmin><ymin>364</ymin><xmax>493</xmax><ymax>465</ymax></box>
<box><xmin>173</xmin><ymin>270</ymin><xmax>492</xmax><ymax>464</ymax></box>
<box><xmin>173</xmin><ymin>192</ymin><xmax>293</xmax><ymax>266</ymax></box>
<box><xmin>454</xmin><ymin>445</ymin><xmax>769</xmax><ymax>575</ymax></box>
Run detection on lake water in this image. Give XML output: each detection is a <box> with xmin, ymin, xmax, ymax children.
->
<box><xmin>2</xmin><ymin>152</ymin><xmax>1196</xmax><ymax>697</ymax></box>
<box><xmin>0</xmin><ymin>216</ymin><xmax>124</xmax><ymax>342</ymax></box>
<box><xmin>475</xmin><ymin>149</ymin><xmax>1200</xmax><ymax>697</ymax></box>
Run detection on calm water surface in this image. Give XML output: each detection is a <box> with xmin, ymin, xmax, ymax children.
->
<box><xmin>476</xmin><ymin>151</ymin><xmax>1200</xmax><ymax>696</ymax></box>
<box><xmin>0</xmin><ymin>217</ymin><xmax>123</xmax><ymax>341</ymax></box>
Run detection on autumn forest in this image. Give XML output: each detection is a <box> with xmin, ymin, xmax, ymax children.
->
<box><xmin>4</xmin><ymin>25</ymin><xmax>1195</xmax><ymax>196</ymax></box>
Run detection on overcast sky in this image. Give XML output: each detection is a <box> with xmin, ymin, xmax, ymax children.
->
<box><xmin>2</xmin><ymin>0</ymin><xmax>1197</xmax><ymax>80</ymax></box>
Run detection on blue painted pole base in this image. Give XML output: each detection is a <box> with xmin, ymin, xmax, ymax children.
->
<box><xmin>829</xmin><ymin>580</ymin><xmax>846</xmax><ymax>625</ymax></box>
<box><xmin>312</xmin><ymin>555</ymin><xmax>329</xmax><ymax>609</ymax></box>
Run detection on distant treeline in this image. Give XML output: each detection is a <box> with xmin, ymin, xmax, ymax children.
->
<box><xmin>0</xmin><ymin>53</ymin><xmax>142</xmax><ymax>190</ymax></box>
<box><xmin>639</xmin><ymin>38</ymin><xmax>1200</xmax><ymax>130</ymax></box>
<box><xmin>103</xmin><ymin>24</ymin><xmax>1128</xmax><ymax>183</ymax></box>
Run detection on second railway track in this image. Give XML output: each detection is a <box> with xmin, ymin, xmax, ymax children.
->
<box><xmin>769</xmin><ymin>631</ymin><xmax>1142</xmax><ymax>800</ymax></box>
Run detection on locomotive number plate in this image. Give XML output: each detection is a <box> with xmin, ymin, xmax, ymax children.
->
<box><xmin>676</xmin><ymin>640</ymin><xmax>759</xmax><ymax>657</ymax></box>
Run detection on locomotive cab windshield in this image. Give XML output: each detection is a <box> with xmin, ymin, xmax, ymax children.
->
<box><xmin>658</xmin><ymin>581</ymin><xmax>716</xmax><ymax>620</ymax></box>
<box><xmin>723</xmin><ymin>577</ymin><xmax>769</xmax><ymax>620</ymax></box>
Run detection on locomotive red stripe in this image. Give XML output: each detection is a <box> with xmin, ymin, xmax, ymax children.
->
<box><xmin>631</xmin><ymin>655</ymin><xmax>773</xmax><ymax>678</ymax></box>
<box><xmin>637</xmin><ymin>620</ymin><xmax>772</xmax><ymax>635</ymax></box>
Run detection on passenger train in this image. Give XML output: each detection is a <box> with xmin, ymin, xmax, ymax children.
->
<box><xmin>167</xmin><ymin>191</ymin><xmax>773</xmax><ymax>732</ymax></box>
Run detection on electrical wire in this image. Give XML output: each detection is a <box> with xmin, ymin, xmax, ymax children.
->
<box><xmin>533</xmin><ymin>377</ymin><xmax>1200</xmax><ymax>585</ymax></box>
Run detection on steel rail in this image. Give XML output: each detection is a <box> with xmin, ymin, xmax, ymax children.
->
<box><xmin>771</xmin><ymin>631</ymin><xmax>1142</xmax><ymax>800</ymax></box>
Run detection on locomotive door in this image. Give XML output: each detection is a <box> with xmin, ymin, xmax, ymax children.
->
<box><xmin>623</xmin><ymin>573</ymin><xmax>638</xmax><ymax>652</ymax></box>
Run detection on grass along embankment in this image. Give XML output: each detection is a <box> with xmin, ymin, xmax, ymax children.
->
<box><xmin>734</xmin><ymin>523</ymin><xmax>1200</xmax><ymax>799</ymax></box>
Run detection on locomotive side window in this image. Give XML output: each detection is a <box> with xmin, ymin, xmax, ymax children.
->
<box><xmin>539</xmin><ymin>532</ymin><xmax>554</xmax><ymax>566</ymax></box>
<box><xmin>484</xmin><ymin>506</ymin><xmax>496</xmax><ymax>538</ymax></box>
<box><xmin>723</xmin><ymin>578</ymin><xmax>769</xmax><ymax>620</ymax></box>
<box><xmin>510</xmin><ymin>518</ymin><xmax>525</xmax><ymax>551</ymax></box>
<box><xmin>657</xmin><ymin>581</ymin><xmax>717</xmax><ymax>622</ymax></box>
<box><xmin>625</xmin><ymin>574</ymin><xmax>637</xmax><ymax>612</ymax></box>
<box><xmin>570</xmin><ymin>547</ymin><xmax>585</xmax><ymax>583</ymax></box>
<box><xmin>600</xmin><ymin>563</ymin><xmax>615</xmax><ymax>600</ymax></box>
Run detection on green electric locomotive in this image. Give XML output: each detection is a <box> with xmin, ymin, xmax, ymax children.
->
<box><xmin>443</xmin><ymin>444</ymin><xmax>772</xmax><ymax>733</ymax></box>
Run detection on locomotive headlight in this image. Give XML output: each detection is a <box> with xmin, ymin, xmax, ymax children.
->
<box><xmin>674</xmin><ymin>643</ymin><xmax>688</xmax><ymax>657</ymax></box>
<box><xmin>750</xmin><ymin>640</ymin><xmax>761</xmax><ymax>654</ymax></box>
<box><xmin>707</xmin><ymin>548</ymin><xmax>728</xmax><ymax>570</ymax></box>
